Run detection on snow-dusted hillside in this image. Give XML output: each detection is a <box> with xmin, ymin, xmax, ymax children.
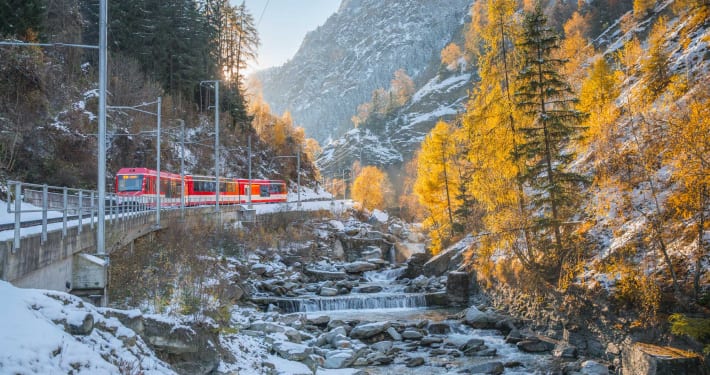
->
<box><xmin>317</xmin><ymin>70</ymin><xmax>474</xmax><ymax>176</ymax></box>
<box><xmin>256</xmin><ymin>0</ymin><xmax>472</xmax><ymax>143</ymax></box>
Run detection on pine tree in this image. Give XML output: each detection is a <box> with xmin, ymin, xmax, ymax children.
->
<box><xmin>514</xmin><ymin>3</ymin><xmax>586</xmax><ymax>282</ymax></box>
<box><xmin>0</xmin><ymin>0</ymin><xmax>46</xmax><ymax>39</ymax></box>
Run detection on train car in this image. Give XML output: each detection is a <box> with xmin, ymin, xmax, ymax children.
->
<box><xmin>236</xmin><ymin>179</ymin><xmax>287</xmax><ymax>204</ymax></box>
<box><xmin>115</xmin><ymin>167</ymin><xmax>184</xmax><ymax>207</ymax></box>
<box><xmin>184</xmin><ymin>174</ymin><xmax>241</xmax><ymax>206</ymax></box>
<box><xmin>115</xmin><ymin>167</ymin><xmax>288</xmax><ymax>207</ymax></box>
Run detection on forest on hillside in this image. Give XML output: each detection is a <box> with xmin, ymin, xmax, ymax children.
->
<box><xmin>0</xmin><ymin>0</ymin><xmax>319</xmax><ymax>189</ymax></box>
<box><xmin>344</xmin><ymin>0</ymin><xmax>709</xmax><ymax>351</ymax></box>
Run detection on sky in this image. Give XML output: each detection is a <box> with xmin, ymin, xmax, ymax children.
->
<box><xmin>241</xmin><ymin>0</ymin><xmax>342</xmax><ymax>73</ymax></box>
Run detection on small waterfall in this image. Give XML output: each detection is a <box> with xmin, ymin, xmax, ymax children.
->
<box><xmin>363</xmin><ymin>267</ymin><xmax>405</xmax><ymax>283</ymax></box>
<box><xmin>288</xmin><ymin>293</ymin><xmax>428</xmax><ymax>313</ymax></box>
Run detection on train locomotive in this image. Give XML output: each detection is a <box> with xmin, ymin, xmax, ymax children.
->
<box><xmin>115</xmin><ymin>167</ymin><xmax>287</xmax><ymax>207</ymax></box>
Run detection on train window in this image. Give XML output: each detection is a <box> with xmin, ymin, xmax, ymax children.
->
<box><xmin>270</xmin><ymin>183</ymin><xmax>284</xmax><ymax>194</ymax></box>
<box><xmin>220</xmin><ymin>182</ymin><xmax>226</xmax><ymax>193</ymax></box>
<box><xmin>117</xmin><ymin>175</ymin><xmax>143</xmax><ymax>192</ymax></box>
<box><xmin>260</xmin><ymin>185</ymin><xmax>270</xmax><ymax>197</ymax></box>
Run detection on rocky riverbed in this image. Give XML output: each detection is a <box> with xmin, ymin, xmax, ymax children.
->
<box><xmin>211</xmin><ymin>213</ymin><xmax>613</xmax><ymax>375</ymax></box>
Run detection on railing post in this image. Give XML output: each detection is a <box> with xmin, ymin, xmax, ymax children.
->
<box><xmin>90</xmin><ymin>191</ymin><xmax>95</xmax><ymax>230</ymax></box>
<box><xmin>13</xmin><ymin>183</ymin><xmax>21</xmax><ymax>251</ymax></box>
<box><xmin>62</xmin><ymin>187</ymin><xmax>68</xmax><ymax>237</ymax></box>
<box><xmin>42</xmin><ymin>184</ymin><xmax>48</xmax><ymax>243</ymax></box>
<box><xmin>78</xmin><ymin>190</ymin><xmax>83</xmax><ymax>233</ymax></box>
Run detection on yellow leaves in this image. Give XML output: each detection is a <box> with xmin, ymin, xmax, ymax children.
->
<box><xmin>414</xmin><ymin>121</ymin><xmax>461</xmax><ymax>253</ymax></box>
<box><xmin>441</xmin><ymin>43</ymin><xmax>464</xmax><ymax>71</ymax></box>
<box><xmin>351</xmin><ymin>166</ymin><xmax>394</xmax><ymax>211</ymax></box>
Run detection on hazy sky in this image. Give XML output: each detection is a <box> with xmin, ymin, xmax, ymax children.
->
<box><xmin>242</xmin><ymin>0</ymin><xmax>341</xmax><ymax>73</ymax></box>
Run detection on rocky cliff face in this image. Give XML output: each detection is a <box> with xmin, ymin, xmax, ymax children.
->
<box><xmin>256</xmin><ymin>0</ymin><xmax>472</xmax><ymax>144</ymax></box>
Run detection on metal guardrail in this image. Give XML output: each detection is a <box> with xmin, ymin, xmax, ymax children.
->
<box><xmin>4</xmin><ymin>180</ymin><xmax>154</xmax><ymax>252</ymax></box>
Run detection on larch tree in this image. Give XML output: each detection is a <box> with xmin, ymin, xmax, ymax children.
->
<box><xmin>514</xmin><ymin>3</ymin><xmax>586</xmax><ymax>282</ymax></box>
<box><xmin>578</xmin><ymin>57</ymin><xmax>621</xmax><ymax>152</ymax></box>
<box><xmin>641</xmin><ymin>17</ymin><xmax>671</xmax><ymax>99</ymax></box>
<box><xmin>666</xmin><ymin>93</ymin><xmax>710</xmax><ymax>301</ymax></box>
<box><xmin>351</xmin><ymin>166</ymin><xmax>394</xmax><ymax>211</ymax></box>
<box><xmin>441</xmin><ymin>43</ymin><xmax>465</xmax><ymax>71</ymax></box>
<box><xmin>463</xmin><ymin>0</ymin><xmax>537</xmax><ymax>265</ymax></box>
<box><xmin>390</xmin><ymin>69</ymin><xmax>415</xmax><ymax>107</ymax></box>
<box><xmin>633</xmin><ymin>0</ymin><xmax>655</xmax><ymax>19</ymax></box>
<box><xmin>414</xmin><ymin>121</ymin><xmax>461</xmax><ymax>253</ymax></box>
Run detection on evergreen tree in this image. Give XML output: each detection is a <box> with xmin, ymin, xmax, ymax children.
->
<box><xmin>515</xmin><ymin>3</ymin><xmax>586</xmax><ymax>282</ymax></box>
<box><xmin>0</xmin><ymin>0</ymin><xmax>45</xmax><ymax>39</ymax></box>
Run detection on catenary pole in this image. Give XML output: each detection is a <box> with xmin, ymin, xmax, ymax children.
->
<box><xmin>214</xmin><ymin>82</ymin><xmax>220</xmax><ymax>212</ymax></box>
<box><xmin>248</xmin><ymin>135</ymin><xmax>252</xmax><ymax>208</ymax></box>
<box><xmin>97</xmin><ymin>0</ymin><xmax>107</xmax><ymax>256</ymax></box>
<box><xmin>156</xmin><ymin>97</ymin><xmax>161</xmax><ymax>226</ymax></box>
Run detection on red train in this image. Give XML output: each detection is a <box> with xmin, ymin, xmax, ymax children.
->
<box><xmin>115</xmin><ymin>167</ymin><xmax>288</xmax><ymax>206</ymax></box>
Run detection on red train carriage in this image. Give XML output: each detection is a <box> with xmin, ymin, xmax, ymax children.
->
<box><xmin>184</xmin><ymin>175</ymin><xmax>241</xmax><ymax>206</ymax></box>
<box><xmin>115</xmin><ymin>167</ymin><xmax>183</xmax><ymax>207</ymax></box>
<box><xmin>115</xmin><ymin>167</ymin><xmax>288</xmax><ymax>207</ymax></box>
<box><xmin>235</xmin><ymin>179</ymin><xmax>287</xmax><ymax>204</ymax></box>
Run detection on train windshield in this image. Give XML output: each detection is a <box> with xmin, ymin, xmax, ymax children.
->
<box><xmin>117</xmin><ymin>175</ymin><xmax>144</xmax><ymax>192</ymax></box>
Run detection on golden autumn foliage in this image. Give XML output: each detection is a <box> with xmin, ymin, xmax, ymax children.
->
<box><xmin>414</xmin><ymin>121</ymin><xmax>462</xmax><ymax>253</ymax></box>
<box><xmin>351</xmin><ymin>166</ymin><xmax>394</xmax><ymax>211</ymax></box>
<box><xmin>441</xmin><ymin>43</ymin><xmax>465</xmax><ymax>71</ymax></box>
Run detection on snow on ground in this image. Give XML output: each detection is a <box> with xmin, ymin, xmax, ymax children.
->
<box><xmin>0</xmin><ymin>281</ymin><xmax>174</xmax><ymax>375</ymax></box>
<box><xmin>0</xmin><ymin>199</ymin><xmax>63</xmax><ymax>224</ymax></box>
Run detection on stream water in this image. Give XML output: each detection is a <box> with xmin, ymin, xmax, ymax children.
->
<box><xmin>291</xmin><ymin>267</ymin><xmax>558</xmax><ymax>374</ymax></box>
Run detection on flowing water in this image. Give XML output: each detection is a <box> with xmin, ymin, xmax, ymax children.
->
<box><xmin>296</xmin><ymin>267</ymin><xmax>557</xmax><ymax>374</ymax></box>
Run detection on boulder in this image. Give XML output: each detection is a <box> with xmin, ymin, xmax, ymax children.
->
<box><xmin>516</xmin><ymin>337</ymin><xmax>556</xmax><ymax>353</ymax></box>
<box><xmin>142</xmin><ymin>317</ymin><xmax>220</xmax><ymax>375</ymax></box>
<box><xmin>343</xmin><ymin>261</ymin><xmax>378</xmax><ymax>273</ymax></box>
<box><xmin>462</xmin><ymin>362</ymin><xmax>505</xmax><ymax>375</ymax></box>
<box><xmin>371</xmin><ymin>341</ymin><xmax>393</xmax><ymax>353</ymax></box>
<box><xmin>386</xmin><ymin>327</ymin><xmax>403</xmax><ymax>341</ymax></box>
<box><xmin>459</xmin><ymin>338</ymin><xmax>485</xmax><ymax>352</ymax></box>
<box><xmin>304</xmin><ymin>268</ymin><xmax>348</xmax><ymax>281</ymax></box>
<box><xmin>463</xmin><ymin>306</ymin><xmax>502</xmax><ymax>329</ymax></box>
<box><xmin>361</xmin><ymin>246</ymin><xmax>383</xmax><ymax>259</ymax></box>
<box><xmin>446</xmin><ymin>271</ymin><xmax>470</xmax><ymax>306</ymax></box>
<box><xmin>354</xmin><ymin>285</ymin><xmax>383</xmax><ymax>293</ymax></box>
<box><xmin>272</xmin><ymin>341</ymin><xmax>314</xmax><ymax>361</ymax></box>
<box><xmin>579</xmin><ymin>360</ymin><xmax>610</xmax><ymax>375</ymax></box>
<box><xmin>427</xmin><ymin>322</ymin><xmax>451</xmax><ymax>335</ymax></box>
<box><xmin>400</xmin><ymin>252</ymin><xmax>432</xmax><ymax>280</ymax></box>
<box><xmin>553</xmin><ymin>343</ymin><xmax>578</xmax><ymax>359</ymax></box>
<box><xmin>104</xmin><ymin>309</ymin><xmax>144</xmax><ymax>335</ymax></box>
<box><xmin>401</xmin><ymin>329</ymin><xmax>424</xmax><ymax>340</ymax></box>
<box><xmin>323</xmin><ymin>349</ymin><xmax>358</xmax><ymax>369</ymax></box>
<box><xmin>350</xmin><ymin>321</ymin><xmax>390</xmax><ymax>339</ymax></box>
<box><xmin>621</xmin><ymin>342</ymin><xmax>705</xmax><ymax>375</ymax></box>
<box><xmin>320</xmin><ymin>287</ymin><xmax>339</xmax><ymax>296</ymax></box>
<box><xmin>421</xmin><ymin>336</ymin><xmax>444</xmax><ymax>346</ymax></box>
<box><xmin>405</xmin><ymin>356</ymin><xmax>425</xmax><ymax>367</ymax></box>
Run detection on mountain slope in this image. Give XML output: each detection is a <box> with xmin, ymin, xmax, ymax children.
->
<box><xmin>256</xmin><ymin>0</ymin><xmax>472</xmax><ymax>143</ymax></box>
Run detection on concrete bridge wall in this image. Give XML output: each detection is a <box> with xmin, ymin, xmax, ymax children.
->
<box><xmin>0</xmin><ymin>206</ymin><xmax>248</xmax><ymax>292</ymax></box>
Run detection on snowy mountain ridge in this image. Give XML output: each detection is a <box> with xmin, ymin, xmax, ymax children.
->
<box><xmin>256</xmin><ymin>0</ymin><xmax>472</xmax><ymax>144</ymax></box>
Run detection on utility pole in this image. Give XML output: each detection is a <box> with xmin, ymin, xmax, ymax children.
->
<box><xmin>297</xmin><ymin>145</ymin><xmax>301</xmax><ymax>208</ymax></box>
<box><xmin>180</xmin><ymin>119</ymin><xmax>185</xmax><ymax>217</ymax></box>
<box><xmin>156</xmin><ymin>97</ymin><xmax>161</xmax><ymax>227</ymax></box>
<box><xmin>201</xmin><ymin>80</ymin><xmax>220</xmax><ymax>213</ymax></box>
<box><xmin>97</xmin><ymin>0</ymin><xmax>107</xmax><ymax>256</ymax></box>
<box><xmin>214</xmin><ymin>82</ymin><xmax>220</xmax><ymax>212</ymax></box>
<box><xmin>248</xmin><ymin>135</ymin><xmax>252</xmax><ymax>208</ymax></box>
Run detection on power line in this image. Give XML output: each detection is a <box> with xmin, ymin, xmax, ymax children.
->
<box><xmin>256</xmin><ymin>0</ymin><xmax>270</xmax><ymax>26</ymax></box>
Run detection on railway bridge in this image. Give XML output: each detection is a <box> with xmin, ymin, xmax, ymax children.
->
<box><xmin>0</xmin><ymin>181</ymin><xmax>260</xmax><ymax>305</ymax></box>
